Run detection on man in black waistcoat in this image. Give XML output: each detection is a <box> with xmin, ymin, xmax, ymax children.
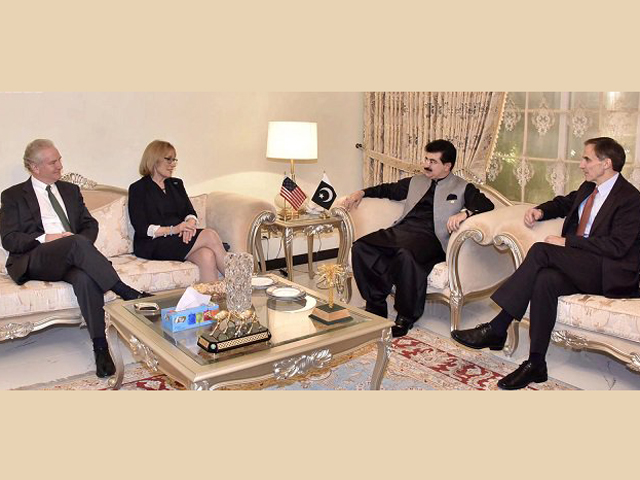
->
<box><xmin>452</xmin><ymin>137</ymin><xmax>640</xmax><ymax>389</ymax></box>
<box><xmin>0</xmin><ymin>139</ymin><xmax>149</xmax><ymax>378</ymax></box>
<box><xmin>343</xmin><ymin>140</ymin><xmax>494</xmax><ymax>337</ymax></box>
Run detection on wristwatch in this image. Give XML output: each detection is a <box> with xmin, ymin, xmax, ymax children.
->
<box><xmin>462</xmin><ymin>209</ymin><xmax>472</xmax><ymax>218</ymax></box>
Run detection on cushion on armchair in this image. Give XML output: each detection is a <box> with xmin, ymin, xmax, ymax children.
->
<box><xmin>556</xmin><ymin>294</ymin><xmax>640</xmax><ymax>343</ymax></box>
<box><xmin>92</xmin><ymin>196</ymin><xmax>131</xmax><ymax>257</ymax></box>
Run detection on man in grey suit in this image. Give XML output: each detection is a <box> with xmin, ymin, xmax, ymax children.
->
<box><xmin>343</xmin><ymin>139</ymin><xmax>494</xmax><ymax>337</ymax></box>
<box><xmin>0</xmin><ymin>139</ymin><xmax>148</xmax><ymax>377</ymax></box>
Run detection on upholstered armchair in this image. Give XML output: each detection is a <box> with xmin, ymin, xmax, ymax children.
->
<box><xmin>490</xmin><ymin>204</ymin><xmax>640</xmax><ymax>372</ymax></box>
<box><xmin>341</xmin><ymin>174</ymin><xmax>516</xmax><ymax>332</ymax></box>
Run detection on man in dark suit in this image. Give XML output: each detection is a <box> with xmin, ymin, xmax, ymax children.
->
<box><xmin>452</xmin><ymin>137</ymin><xmax>640</xmax><ymax>390</ymax></box>
<box><xmin>0</xmin><ymin>139</ymin><xmax>147</xmax><ymax>377</ymax></box>
<box><xmin>343</xmin><ymin>140</ymin><xmax>494</xmax><ymax>337</ymax></box>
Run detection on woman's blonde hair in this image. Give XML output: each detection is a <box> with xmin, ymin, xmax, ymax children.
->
<box><xmin>139</xmin><ymin>140</ymin><xmax>176</xmax><ymax>176</ymax></box>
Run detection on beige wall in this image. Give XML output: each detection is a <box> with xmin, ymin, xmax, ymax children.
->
<box><xmin>0</xmin><ymin>92</ymin><xmax>364</xmax><ymax>201</ymax></box>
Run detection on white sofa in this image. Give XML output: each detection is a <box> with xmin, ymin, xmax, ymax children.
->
<box><xmin>0</xmin><ymin>173</ymin><xmax>275</xmax><ymax>342</ymax></box>
<box><xmin>488</xmin><ymin>204</ymin><xmax>640</xmax><ymax>372</ymax></box>
<box><xmin>341</xmin><ymin>173</ymin><xmax>516</xmax><ymax>331</ymax></box>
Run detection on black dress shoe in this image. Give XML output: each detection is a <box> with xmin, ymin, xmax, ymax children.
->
<box><xmin>497</xmin><ymin>360</ymin><xmax>548</xmax><ymax>390</ymax></box>
<box><xmin>451</xmin><ymin>322</ymin><xmax>507</xmax><ymax>351</ymax></box>
<box><xmin>391</xmin><ymin>315</ymin><xmax>415</xmax><ymax>338</ymax></box>
<box><xmin>137</xmin><ymin>291</ymin><xmax>153</xmax><ymax>299</ymax></box>
<box><xmin>94</xmin><ymin>347</ymin><xmax>116</xmax><ymax>378</ymax></box>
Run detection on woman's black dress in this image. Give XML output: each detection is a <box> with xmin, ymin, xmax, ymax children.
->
<box><xmin>128</xmin><ymin>175</ymin><xmax>202</xmax><ymax>261</ymax></box>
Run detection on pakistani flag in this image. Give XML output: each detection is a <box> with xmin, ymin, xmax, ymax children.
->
<box><xmin>311</xmin><ymin>173</ymin><xmax>337</xmax><ymax>210</ymax></box>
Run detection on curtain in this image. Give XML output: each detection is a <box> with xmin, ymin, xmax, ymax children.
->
<box><xmin>362</xmin><ymin>92</ymin><xmax>506</xmax><ymax>187</ymax></box>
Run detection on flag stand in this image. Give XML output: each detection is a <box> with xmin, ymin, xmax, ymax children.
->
<box><xmin>278</xmin><ymin>167</ymin><xmax>304</xmax><ymax>220</ymax></box>
<box><xmin>279</xmin><ymin>198</ymin><xmax>297</xmax><ymax>221</ymax></box>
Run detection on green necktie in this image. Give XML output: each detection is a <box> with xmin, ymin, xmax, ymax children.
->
<box><xmin>46</xmin><ymin>185</ymin><xmax>72</xmax><ymax>232</ymax></box>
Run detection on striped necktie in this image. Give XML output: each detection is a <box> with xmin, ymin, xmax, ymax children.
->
<box><xmin>576</xmin><ymin>187</ymin><xmax>598</xmax><ymax>237</ymax></box>
<box><xmin>46</xmin><ymin>185</ymin><xmax>72</xmax><ymax>232</ymax></box>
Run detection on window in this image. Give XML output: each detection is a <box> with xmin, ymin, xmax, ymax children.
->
<box><xmin>488</xmin><ymin>92</ymin><xmax>640</xmax><ymax>203</ymax></box>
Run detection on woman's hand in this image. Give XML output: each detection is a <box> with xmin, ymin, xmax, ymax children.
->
<box><xmin>176</xmin><ymin>221</ymin><xmax>197</xmax><ymax>244</ymax></box>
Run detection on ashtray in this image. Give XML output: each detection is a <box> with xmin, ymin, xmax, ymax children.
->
<box><xmin>134</xmin><ymin>302</ymin><xmax>160</xmax><ymax>315</ymax></box>
<box><xmin>265</xmin><ymin>285</ymin><xmax>306</xmax><ymax>301</ymax></box>
<box><xmin>251</xmin><ymin>275</ymin><xmax>276</xmax><ymax>289</ymax></box>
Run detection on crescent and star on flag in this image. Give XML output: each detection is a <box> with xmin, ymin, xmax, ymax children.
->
<box><xmin>311</xmin><ymin>173</ymin><xmax>337</xmax><ymax>210</ymax></box>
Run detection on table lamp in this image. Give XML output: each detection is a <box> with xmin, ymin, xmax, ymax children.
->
<box><xmin>266</xmin><ymin>121</ymin><xmax>317</xmax><ymax>182</ymax></box>
<box><xmin>266</xmin><ymin>121</ymin><xmax>318</xmax><ymax>218</ymax></box>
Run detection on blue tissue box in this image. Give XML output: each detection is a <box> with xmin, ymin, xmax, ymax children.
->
<box><xmin>161</xmin><ymin>303</ymin><xmax>220</xmax><ymax>332</ymax></box>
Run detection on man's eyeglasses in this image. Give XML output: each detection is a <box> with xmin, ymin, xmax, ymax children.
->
<box><xmin>163</xmin><ymin>157</ymin><xmax>179</xmax><ymax>165</ymax></box>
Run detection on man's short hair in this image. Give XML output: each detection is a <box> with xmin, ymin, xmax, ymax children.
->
<box><xmin>24</xmin><ymin>139</ymin><xmax>56</xmax><ymax>172</ymax></box>
<box><xmin>426</xmin><ymin>139</ymin><xmax>457</xmax><ymax>169</ymax></box>
<box><xmin>139</xmin><ymin>140</ymin><xmax>176</xmax><ymax>176</ymax></box>
<box><xmin>585</xmin><ymin>137</ymin><xmax>626</xmax><ymax>172</ymax></box>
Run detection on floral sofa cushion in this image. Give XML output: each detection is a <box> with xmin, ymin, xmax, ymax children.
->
<box><xmin>0</xmin><ymin>254</ymin><xmax>199</xmax><ymax>320</ymax></box>
<box><xmin>92</xmin><ymin>196</ymin><xmax>131</xmax><ymax>257</ymax></box>
<box><xmin>556</xmin><ymin>294</ymin><xmax>640</xmax><ymax>344</ymax></box>
<box><xmin>427</xmin><ymin>262</ymin><xmax>449</xmax><ymax>291</ymax></box>
<box><xmin>189</xmin><ymin>194</ymin><xmax>208</xmax><ymax>228</ymax></box>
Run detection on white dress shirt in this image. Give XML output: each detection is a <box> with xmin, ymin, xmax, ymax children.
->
<box><xmin>577</xmin><ymin>173</ymin><xmax>619</xmax><ymax>238</ymax></box>
<box><xmin>31</xmin><ymin>177</ymin><xmax>70</xmax><ymax>243</ymax></box>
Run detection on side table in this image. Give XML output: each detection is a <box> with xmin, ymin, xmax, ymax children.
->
<box><xmin>247</xmin><ymin>207</ymin><xmax>354</xmax><ymax>302</ymax></box>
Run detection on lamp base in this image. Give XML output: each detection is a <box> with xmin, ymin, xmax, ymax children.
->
<box><xmin>278</xmin><ymin>206</ymin><xmax>306</xmax><ymax>220</ymax></box>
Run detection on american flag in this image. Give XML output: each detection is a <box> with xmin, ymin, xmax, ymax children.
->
<box><xmin>280</xmin><ymin>176</ymin><xmax>307</xmax><ymax>210</ymax></box>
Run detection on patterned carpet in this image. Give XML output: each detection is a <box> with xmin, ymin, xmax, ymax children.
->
<box><xmin>18</xmin><ymin>327</ymin><xmax>577</xmax><ymax>391</ymax></box>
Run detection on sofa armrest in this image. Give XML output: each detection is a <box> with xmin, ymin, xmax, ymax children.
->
<box><xmin>335</xmin><ymin>196</ymin><xmax>404</xmax><ymax>240</ymax></box>
<box><xmin>447</xmin><ymin>209</ymin><xmax>517</xmax><ymax>296</ymax></box>
<box><xmin>206</xmin><ymin>192</ymin><xmax>276</xmax><ymax>253</ymax></box>
<box><xmin>490</xmin><ymin>205</ymin><xmax>564</xmax><ymax>263</ymax></box>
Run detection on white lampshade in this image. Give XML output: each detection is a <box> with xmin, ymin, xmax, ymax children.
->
<box><xmin>266</xmin><ymin>121</ymin><xmax>318</xmax><ymax>160</ymax></box>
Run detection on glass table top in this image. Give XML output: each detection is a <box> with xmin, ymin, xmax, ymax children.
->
<box><xmin>123</xmin><ymin>280</ymin><xmax>371</xmax><ymax>366</ymax></box>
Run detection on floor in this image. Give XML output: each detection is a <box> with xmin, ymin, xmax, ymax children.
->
<box><xmin>2</xmin><ymin>262</ymin><xmax>640</xmax><ymax>390</ymax></box>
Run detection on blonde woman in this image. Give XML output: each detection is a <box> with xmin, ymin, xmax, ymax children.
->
<box><xmin>128</xmin><ymin>140</ymin><xmax>227</xmax><ymax>281</ymax></box>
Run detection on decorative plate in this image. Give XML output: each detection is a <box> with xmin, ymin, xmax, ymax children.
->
<box><xmin>251</xmin><ymin>276</ymin><xmax>276</xmax><ymax>289</ymax></box>
<box><xmin>265</xmin><ymin>285</ymin><xmax>306</xmax><ymax>301</ymax></box>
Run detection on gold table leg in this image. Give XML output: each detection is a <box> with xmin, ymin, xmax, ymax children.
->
<box><xmin>284</xmin><ymin>227</ymin><xmax>294</xmax><ymax>281</ymax></box>
<box><xmin>370</xmin><ymin>328</ymin><xmax>392</xmax><ymax>390</ymax></box>
<box><xmin>105</xmin><ymin>313</ymin><xmax>125</xmax><ymax>390</ymax></box>
<box><xmin>307</xmin><ymin>234</ymin><xmax>315</xmax><ymax>279</ymax></box>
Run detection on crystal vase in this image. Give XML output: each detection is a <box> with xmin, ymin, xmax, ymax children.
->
<box><xmin>224</xmin><ymin>252</ymin><xmax>253</xmax><ymax>313</ymax></box>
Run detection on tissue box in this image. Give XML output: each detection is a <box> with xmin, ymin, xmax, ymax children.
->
<box><xmin>161</xmin><ymin>303</ymin><xmax>220</xmax><ymax>332</ymax></box>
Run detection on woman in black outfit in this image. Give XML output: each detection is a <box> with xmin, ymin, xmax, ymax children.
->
<box><xmin>128</xmin><ymin>140</ymin><xmax>227</xmax><ymax>282</ymax></box>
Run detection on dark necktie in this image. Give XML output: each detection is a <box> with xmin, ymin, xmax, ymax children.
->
<box><xmin>428</xmin><ymin>178</ymin><xmax>438</xmax><ymax>195</ymax></box>
<box><xmin>576</xmin><ymin>187</ymin><xmax>598</xmax><ymax>237</ymax></box>
<box><xmin>46</xmin><ymin>185</ymin><xmax>72</xmax><ymax>232</ymax></box>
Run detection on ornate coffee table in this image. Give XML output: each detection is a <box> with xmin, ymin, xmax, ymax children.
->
<box><xmin>104</xmin><ymin>276</ymin><xmax>394</xmax><ymax>390</ymax></box>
